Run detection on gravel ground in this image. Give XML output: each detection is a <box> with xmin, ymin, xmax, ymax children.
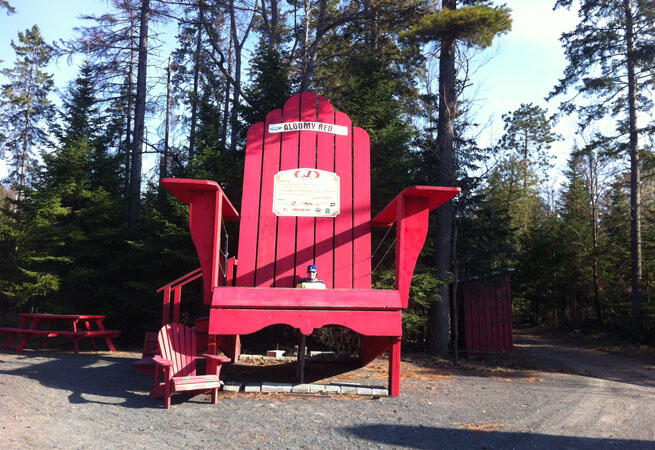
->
<box><xmin>1</xmin><ymin>330</ymin><xmax>654</xmax><ymax>449</ymax></box>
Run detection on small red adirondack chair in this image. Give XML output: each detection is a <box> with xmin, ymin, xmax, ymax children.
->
<box><xmin>152</xmin><ymin>323</ymin><xmax>230</xmax><ymax>409</ymax></box>
<box><xmin>161</xmin><ymin>93</ymin><xmax>459</xmax><ymax>396</ymax></box>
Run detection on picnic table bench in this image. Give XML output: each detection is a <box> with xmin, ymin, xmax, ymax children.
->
<box><xmin>0</xmin><ymin>313</ymin><xmax>120</xmax><ymax>353</ymax></box>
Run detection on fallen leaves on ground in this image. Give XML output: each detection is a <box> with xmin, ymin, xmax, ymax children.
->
<box><xmin>453</xmin><ymin>422</ymin><xmax>506</xmax><ymax>432</ymax></box>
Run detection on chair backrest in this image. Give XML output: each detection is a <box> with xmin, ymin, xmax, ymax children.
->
<box><xmin>158</xmin><ymin>323</ymin><xmax>197</xmax><ymax>378</ymax></box>
<box><xmin>235</xmin><ymin>93</ymin><xmax>372</xmax><ymax>290</ymax></box>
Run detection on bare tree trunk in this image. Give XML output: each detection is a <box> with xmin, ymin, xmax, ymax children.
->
<box><xmin>623</xmin><ymin>0</ymin><xmax>642</xmax><ymax>339</ymax></box>
<box><xmin>161</xmin><ymin>55</ymin><xmax>172</xmax><ymax>182</ymax></box>
<box><xmin>18</xmin><ymin>65</ymin><xmax>34</xmax><ymax>196</ymax></box>
<box><xmin>124</xmin><ymin>10</ymin><xmax>136</xmax><ymax>216</ymax></box>
<box><xmin>221</xmin><ymin>37</ymin><xmax>232</xmax><ymax>151</ymax></box>
<box><xmin>587</xmin><ymin>151</ymin><xmax>601</xmax><ymax>321</ymax></box>
<box><xmin>270</xmin><ymin>0</ymin><xmax>279</xmax><ymax>47</ymax></box>
<box><xmin>451</xmin><ymin>214</ymin><xmax>459</xmax><ymax>360</ymax></box>
<box><xmin>430</xmin><ymin>0</ymin><xmax>457</xmax><ymax>357</ymax></box>
<box><xmin>298</xmin><ymin>0</ymin><xmax>328</xmax><ymax>92</ymax></box>
<box><xmin>189</xmin><ymin>18</ymin><xmax>202</xmax><ymax>160</ymax></box>
<box><xmin>129</xmin><ymin>0</ymin><xmax>150</xmax><ymax>235</ymax></box>
<box><xmin>229</xmin><ymin>0</ymin><xmax>241</xmax><ymax>153</ymax></box>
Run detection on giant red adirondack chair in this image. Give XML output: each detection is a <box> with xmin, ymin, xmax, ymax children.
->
<box><xmin>161</xmin><ymin>93</ymin><xmax>459</xmax><ymax>396</ymax></box>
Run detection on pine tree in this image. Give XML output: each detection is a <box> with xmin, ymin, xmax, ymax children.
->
<box><xmin>403</xmin><ymin>0</ymin><xmax>511</xmax><ymax>356</ymax></box>
<box><xmin>499</xmin><ymin>103</ymin><xmax>558</xmax><ymax>190</ymax></box>
<box><xmin>0</xmin><ymin>25</ymin><xmax>55</xmax><ymax>192</ymax></box>
<box><xmin>551</xmin><ymin>0</ymin><xmax>655</xmax><ymax>339</ymax></box>
<box><xmin>241</xmin><ymin>39</ymin><xmax>290</xmax><ymax>129</ymax></box>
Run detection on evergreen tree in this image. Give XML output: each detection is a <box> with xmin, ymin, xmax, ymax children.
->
<box><xmin>0</xmin><ymin>25</ymin><xmax>55</xmax><ymax>191</ymax></box>
<box><xmin>241</xmin><ymin>40</ymin><xmax>291</xmax><ymax>129</ymax></box>
<box><xmin>599</xmin><ymin>174</ymin><xmax>632</xmax><ymax>327</ymax></box>
<box><xmin>551</xmin><ymin>0</ymin><xmax>655</xmax><ymax>339</ymax></box>
<box><xmin>58</xmin><ymin>62</ymin><xmax>103</xmax><ymax>147</ymax></box>
<box><xmin>403</xmin><ymin>0</ymin><xmax>511</xmax><ymax>355</ymax></box>
<box><xmin>315</xmin><ymin>0</ymin><xmax>425</xmax><ymax>210</ymax></box>
<box><xmin>499</xmin><ymin>103</ymin><xmax>558</xmax><ymax>190</ymax></box>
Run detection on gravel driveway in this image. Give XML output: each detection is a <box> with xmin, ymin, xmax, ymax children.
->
<box><xmin>1</xmin><ymin>329</ymin><xmax>654</xmax><ymax>449</ymax></box>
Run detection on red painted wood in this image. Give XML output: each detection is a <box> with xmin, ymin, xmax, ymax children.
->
<box><xmin>485</xmin><ymin>285</ymin><xmax>492</xmax><ymax>352</ymax></box>
<box><xmin>359</xmin><ymin>335</ymin><xmax>393</xmax><ymax>366</ymax></box>
<box><xmin>154</xmin><ymin>323</ymin><xmax>227</xmax><ymax>409</ymax></box>
<box><xmin>2</xmin><ymin>314</ymin><xmax>119</xmax><ymax>353</ymax></box>
<box><xmin>157</xmin><ymin>269</ymin><xmax>202</xmax><ymax>325</ymax></box>
<box><xmin>236</xmin><ymin>122</ymin><xmax>265</xmax><ymax>286</ymax></box>
<box><xmin>191</xmin><ymin>190</ymin><xmax>221</xmax><ymax>302</ymax></box>
<box><xmin>275</xmin><ymin>94</ymin><xmax>301</xmax><ymax>287</ymax></box>
<box><xmin>160</xmin><ymin>179</ymin><xmax>238</xmax><ymax>219</ymax></box>
<box><xmin>208</xmin><ymin>308</ymin><xmax>402</xmax><ymax>336</ymax></box>
<box><xmin>505</xmin><ymin>274</ymin><xmax>514</xmax><ymax>351</ymax></box>
<box><xmin>160</xmin><ymin>93</ymin><xmax>462</xmax><ymax>397</ymax></box>
<box><xmin>495</xmin><ymin>286</ymin><xmax>502</xmax><ymax>351</ymax></box>
<box><xmin>334</xmin><ymin>110</ymin><xmax>353</xmax><ymax>288</ymax></box>
<box><xmin>160</xmin><ymin>180</ymin><xmax>238</xmax><ymax>304</ymax></box>
<box><xmin>226</xmin><ymin>257</ymin><xmax>236</xmax><ymax>286</ymax></box>
<box><xmin>389</xmin><ymin>337</ymin><xmax>401</xmax><ymax>397</ymax></box>
<box><xmin>372</xmin><ymin>186</ymin><xmax>460</xmax><ymax>227</ymax></box>
<box><xmin>216</xmin><ymin>335</ymin><xmax>241</xmax><ymax>362</ymax></box>
<box><xmin>460</xmin><ymin>275</ymin><xmax>513</xmax><ymax>354</ymax></box>
<box><xmin>395</xmin><ymin>196</ymin><xmax>430</xmax><ymax>308</ymax></box>
<box><xmin>211</xmin><ymin>286</ymin><xmax>402</xmax><ymax>309</ymax></box>
<box><xmin>173</xmin><ymin>287</ymin><xmax>182</xmax><ymax>323</ymax></box>
<box><xmin>18</xmin><ymin>313</ymin><xmax>106</xmax><ymax>320</ymax></box>
<box><xmin>255</xmin><ymin>109</ymin><xmax>283</xmax><ymax>287</ymax></box>
<box><xmin>353</xmin><ymin>126</ymin><xmax>371</xmax><ymax>289</ymax></box>
<box><xmin>315</xmin><ymin>96</ymin><xmax>335</xmax><ymax>288</ymax></box>
<box><xmin>470</xmin><ymin>286</ymin><xmax>479</xmax><ymax>351</ymax></box>
<box><xmin>295</xmin><ymin>92</ymin><xmax>319</xmax><ymax>282</ymax></box>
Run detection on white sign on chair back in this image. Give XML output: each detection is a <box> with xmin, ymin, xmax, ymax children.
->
<box><xmin>272</xmin><ymin>169</ymin><xmax>340</xmax><ymax>217</ymax></box>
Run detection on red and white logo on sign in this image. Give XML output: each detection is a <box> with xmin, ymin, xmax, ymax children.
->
<box><xmin>294</xmin><ymin>170</ymin><xmax>320</xmax><ymax>179</ymax></box>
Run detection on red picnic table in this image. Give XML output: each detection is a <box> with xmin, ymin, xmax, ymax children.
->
<box><xmin>0</xmin><ymin>313</ymin><xmax>120</xmax><ymax>353</ymax></box>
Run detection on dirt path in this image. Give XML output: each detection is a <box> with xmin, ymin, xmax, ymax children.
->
<box><xmin>513</xmin><ymin>328</ymin><xmax>654</xmax><ymax>387</ymax></box>
<box><xmin>0</xmin><ymin>330</ymin><xmax>654</xmax><ymax>449</ymax></box>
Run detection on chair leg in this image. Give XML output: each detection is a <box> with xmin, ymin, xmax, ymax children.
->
<box><xmin>164</xmin><ymin>383</ymin><xmax>172</xmax><ymax>409</ymax></box>
<box><xmin>388</xmin><ymin>337</ymin><xmax>401</xmax><ymax>397</ymax></box>
<box><xmin>211</xmin><ymin>388</ymin><xmax>218</xmax><ymax>404</ymax></box>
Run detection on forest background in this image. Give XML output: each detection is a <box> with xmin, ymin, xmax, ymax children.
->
<box><xmin>0</xmin><ymin>0</ymin><xmax>653</xmax><ymax>354</ymax></box>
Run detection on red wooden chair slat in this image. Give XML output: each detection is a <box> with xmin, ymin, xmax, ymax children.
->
<box><xmin>236</xmin><ymin>122</ymin><xmax>265</xmax><ymax>287</ymax></box>
<box><xmin>315</xmin><ymin>96</ymin><xmax>336</xmax><ymax>288</ymax></box>
<box><xmin>295</xmin><ymin>92</ymin><xmax>319</xmax><ymax>280</ymax></box>
<box><xmin>275</xmin><ymin>95</ymin><xmax>301</xmax><ymax>287</ymax></box>
<box><xmin>352</xmin><ymin>126</ymin><xmax>371</xmax><ymax>289</ymax></box>
<box><xmin>333</xmin><ymin>110</ymin><xmax>354</xmax><ymax>289</ymax></box>
<box><xmin>254</xmin><ymin>109</ymin><xmax>283</xmax><ymax>287</ymax></box>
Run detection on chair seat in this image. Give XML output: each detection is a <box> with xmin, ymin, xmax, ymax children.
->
<box><xmin>171</xmin><ymin>374</ymin><xmax>221</xmax><ymax>392</ymax></box>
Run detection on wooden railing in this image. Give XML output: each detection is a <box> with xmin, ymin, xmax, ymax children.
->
<box><xmin>157</xmin><ymin>268</ymin><xmax>203</xmax><ymax>326</ymax></box>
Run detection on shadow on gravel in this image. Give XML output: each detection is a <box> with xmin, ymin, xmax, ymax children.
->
<box><xmin>341</xmin><ymin>424</ymin><xmax>655</xmax><ymax>449</ymax></box>
<box><xmin>0</xmin><ymin>350</ymin><xmax>155</xmax><ymax>409</ymax></box>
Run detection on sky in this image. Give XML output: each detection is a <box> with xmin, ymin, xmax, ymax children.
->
<box><xmin>0</xmin><ymin>0</ymin><xmax>581</xmax><ymax>188</ymax></box>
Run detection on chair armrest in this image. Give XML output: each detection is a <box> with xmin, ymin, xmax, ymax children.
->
<box><xmin>371</xmin><ymin>185</ymin><xmax>460</xmax><ymax>308</ymax></box>
<box><xmin>161</xmin><ymin>178</ymin><xmax>239</xmax><ymax>220</ymax></box>
<box><xmin>161</xmin><ymin>178</ymin><xmax>240</xmax><ymax>302</ymax></box>
<box><xmin>372</xmin><ymin>186</ymin><xmax>460</xmax><ymax>227</ymax></box>
<box><xmin>201</xmin><ymin>354</ymin><xmax>232</xmax><ymax>364</ymax></box>
<box><xmin>152</xmin><ymin>355</ymin><xmax>174</xmax><ymax>367</ymax></box>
